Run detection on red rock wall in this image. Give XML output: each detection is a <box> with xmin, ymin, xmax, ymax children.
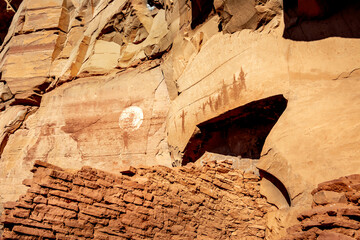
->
<box><xmin>1</xmin><ymin>160</ymin><xmax>273</xmax><ymax>239</ymax></box>
<box><xmin>283</xmin><ymin>175</ymin><xmax>360</xmax><ymax>239</ymax></box>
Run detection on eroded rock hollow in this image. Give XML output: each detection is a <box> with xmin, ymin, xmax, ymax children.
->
<box><xmin>182</xmin><ymin>95</ymin><xmax>287</xmax><ymax>165</ymax></box>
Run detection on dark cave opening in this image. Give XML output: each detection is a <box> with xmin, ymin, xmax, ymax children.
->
<box><xmin>0</xmin><ymin>0</ymin><xmax>23</xmax><ymax>45</ymax></box>
<box><xmin>182</xmin><ymin>95</ymin><xmax>288</xmax><ymax>166</ymax></box>
<box><xmin>147</xmin><ymin>0</ymin><xmax>163</xmax><ymax>9</ymax></box>
<box><xmin>191</xmin><ymin>0</ymin><xmax>214</xmax><ymax>29</ymax></box>
<box><xmin>283</xmin><ymin>0</ymin><xmax>360</xmax><ymax>41</ymax></box>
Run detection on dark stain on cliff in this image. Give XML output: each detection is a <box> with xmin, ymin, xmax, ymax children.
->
<box><xmin>191</xmin><ymin>0</ymin><xmax>214</xmax><ymax>29</ymax></box>
<box><xmin>180</xmin><ymin>110</ymin><xmax>187</xmax><ymax>133</ymax></box>
<box><xmin>24</xmin><ymin>124</ymin><xmax>56</xmax><ymax>163</ymax></box>
<box><xmin>283</xmin><ymin>0</ymin><xmax>360</xmax><ymax>41</ymax></box>
<box><xmin>122</xmin><ymin>131</ymin><xmax>129</xmax><ymax>149</ymax></box>
<box><xmin>0</xmin><ymin>0</ymin><xmax>23</xmax><ymax>45</ymax></box>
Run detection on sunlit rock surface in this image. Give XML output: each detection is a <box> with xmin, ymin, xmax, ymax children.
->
<box><xmin>0</xmin><ymin>0</ymin><xmax>359</xmax><ymax>238</ymax></box>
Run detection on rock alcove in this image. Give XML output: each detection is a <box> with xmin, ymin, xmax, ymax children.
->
<box><xmin>182</xmin><ymin>94</ymin><xmax>288</xmax><ymax>165</ymax></box>
<box><xmin>182</xmin><ymin>94</ymin><xmax>291</xmax><ymax>207</ymax></box>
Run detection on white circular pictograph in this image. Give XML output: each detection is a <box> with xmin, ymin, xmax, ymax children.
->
<box><xmin>119</xmin><ymin>106</ymin><xmax>144</xmax><ymax>131</ymax></box>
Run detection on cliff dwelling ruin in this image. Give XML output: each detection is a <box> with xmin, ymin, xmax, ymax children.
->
<box><xmin>0</xmin><ymin>0</ymin><xmax>360</xmax><ymax>239</ymax></box>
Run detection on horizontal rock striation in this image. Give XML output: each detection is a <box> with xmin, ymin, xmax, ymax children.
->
<box><xmin>283</xmin><ymin>175</ymin><xmax>360</xmax><ymax>239</ymax></box>
<box><xmin>1</xmin><ymin>160</ymin><xmax>273</xmax><ymax>239</ymax></box>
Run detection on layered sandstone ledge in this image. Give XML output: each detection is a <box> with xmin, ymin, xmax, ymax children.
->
<box><xmin>1</xmin><ymin>160</ymin><xmax>273</xmax><ymax>239</ymax></box>
<box><xmin>283</xmin><ymin>175</ymin><xmax>360</xmax><ymax>239</ymax></box>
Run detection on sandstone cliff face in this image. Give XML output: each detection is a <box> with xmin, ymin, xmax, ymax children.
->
<box><xmin>0</xmin><ymin>0</ymin><xmax>359</xmax><ymax>238</ymax></box>
<box><xmin>0</xmin><ymin>0</ymin><xmax>173</xmax><ymax>212</ymax></box>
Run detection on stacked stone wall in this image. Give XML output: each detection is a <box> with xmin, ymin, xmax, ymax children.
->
<box><xmin>1</xmin><ymin>160</ymin><xmax>273</xmax><ymax>239</ymax></box>
<box><xmin>283</xmin><ymin>175</ymin><xmax>360</xmax><ymax>239</ymax></box>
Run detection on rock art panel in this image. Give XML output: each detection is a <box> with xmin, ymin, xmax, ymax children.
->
<box><xmin>166</xmin><ymin>30</ymin><xmax>360</xmax><ymax>159</ymax></box>
<box><xmin>118</xmin><ymin>106</ymin><xmax>144</xmax><ymax>131</ymax></box>
<box><xmin>166</xmin><ymin>28</ymin><xmax>360</xmax><ymax>218</ymax></box>
<box><xmin>0</xmin><ymin>0</ymin><xmax>174</xmax><ymax>217</ymax></box>
<box><xmin>0</xmin><ymin>0</ymin><xmax>360</xmax><ymax>238</ymax></box>
<box><xmin>0</xmin><ymin>66</ymin><xmax>171</xmax><ymax>211</ymax></box>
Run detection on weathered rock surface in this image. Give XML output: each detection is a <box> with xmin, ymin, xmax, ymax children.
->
<box><xmin>166</xmin><ymin>30</ymin><xmax>360</xmax><ymax>210</ymax></box>
<box><xmin>0</xmin><ymin>65</ymin><xmax>171</xmax><ymax>211</ymax></box>
<box><xmin>0</xmin><ymin>0</ymin><xmax>359</xmax><ymax>238</ymax></box>
<box><xmin>259</xmin><ymin>77</ymin><xmax>360</xmax><ymax>207</ymax></box>
<box><xmin>282</xmin><ymin>175</ymin><xmax>360</xmax><ymax>239</ymax></box>
<box><xmin>0</xmin><ymin>0</ymin><xmax>174</xmax><ymax>215</ymax></box>
<box><xmin>1</xmin><ymin>160</ymin><xmax>273</xmax><ymax>239</ymax></box>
